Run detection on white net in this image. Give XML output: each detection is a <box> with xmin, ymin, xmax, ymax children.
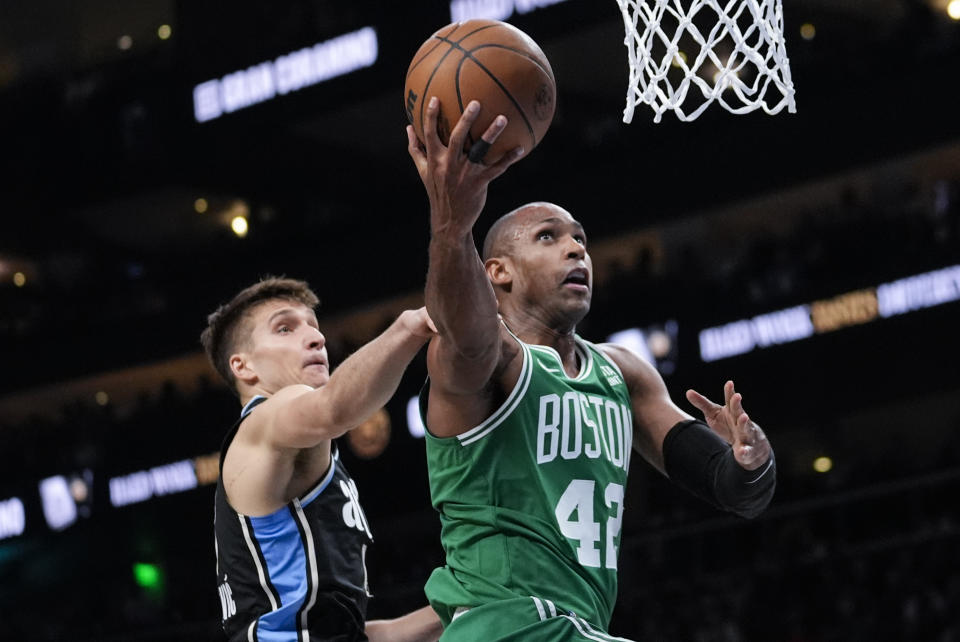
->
<box><xmin>616</xmin><ymin>0</ymin><xmax>796</xmax><ymax>123</ymax></box>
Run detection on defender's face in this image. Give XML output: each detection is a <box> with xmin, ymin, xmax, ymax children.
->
<box><xmin>511</xmin><ymin>206</ymin><xmax>593</xmax><ymax>321</ymax></box>
<box><xmin>242</xmin><ymin>299</ymin><xmax>329</xmax><ymax>391</ymax></box>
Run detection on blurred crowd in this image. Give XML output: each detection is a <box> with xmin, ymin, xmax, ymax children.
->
<box><xmin>591</xmin><ymin>177</ymin><xmax>960</xmax><ymax>336</ymax></box>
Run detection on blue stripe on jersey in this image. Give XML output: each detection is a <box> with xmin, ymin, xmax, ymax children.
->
<box><xmin>248</xmin><ymin>507</ymin><xmax>310</xmax><ymax>641</ymax></box>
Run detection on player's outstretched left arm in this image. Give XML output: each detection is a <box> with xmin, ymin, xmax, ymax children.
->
<box><xmin>685</xmin><ymin>381</ymin><xmax>772</xmax><ymax>473</ymax></box>
<box><xmin>601</xmin><ymin>344</ymin><xmax>776</xmax><ymax>519</ymax></box>
<box><xmin>366</xmin><ymin>605</ymin><xmax>443</xmax><ymax>642</ymax></box>
<box><xmin>666</xmin><ymin>380</ymin><xmax>776</xmax><ymax>518</ymax></box>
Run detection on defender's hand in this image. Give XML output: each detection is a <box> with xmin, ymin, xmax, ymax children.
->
<box><xmin>406</xmin><ymin>97</ymin><xmax>523</xmax><ymax>235</ymax></box>
<box><xmin>399</xmin><ymin>307</ymin><xmax>438</xmax><ymax>340</ymax></box>
<box><xmin>685</xmin><ymin>381</ymin><xmax>771</xmax><ymax>471</ymax></box>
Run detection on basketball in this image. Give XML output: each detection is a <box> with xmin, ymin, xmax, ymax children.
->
<box><xmin>404</xmin><ymin>19</ymin><xmax>556</xmax><ymax>165</ymax></box>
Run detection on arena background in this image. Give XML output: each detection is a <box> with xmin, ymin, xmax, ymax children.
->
<box><xmin>1</xmin><ymin>1</ymin><xmax>958</xmax><ymax>639</ymax></box>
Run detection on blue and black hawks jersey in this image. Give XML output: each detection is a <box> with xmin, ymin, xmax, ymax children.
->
<box><xmin>214</xmin><ymin>396</ymin><xmax>375</xmax><ymax>642</ymax></box>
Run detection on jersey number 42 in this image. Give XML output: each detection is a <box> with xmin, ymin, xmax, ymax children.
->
<box><xmin>555</xmin><ymin>479</ymin><xmax>624</xmax><ymax>569</ymax></box>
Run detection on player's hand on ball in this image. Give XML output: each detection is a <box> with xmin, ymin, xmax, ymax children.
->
<box><xmin>685</xmin><ymin>381</ymin><xmax>771</xmax><ymax>471</ymax></box>
<box><xmin>406</xmin><ymin>97</ymin><xmax>523</xmax><ymax>234</ymax></box>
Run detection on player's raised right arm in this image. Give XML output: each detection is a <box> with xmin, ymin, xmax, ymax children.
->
<box><xmin>407</xmin><ymin>97</ymin><xmax>521</xmax><ymax>394</ymax></box>
<box><xmin>269</xmin><ymin>308</ymin><xmax>436</xmax><ymax>449</ymax></box>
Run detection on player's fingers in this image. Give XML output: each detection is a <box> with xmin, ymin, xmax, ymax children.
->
<box><xmin>685</xmin><ymin>389</ymin><xmax>719</xmax><ymax>415</ymax></box>
<box><xmin>448</xmin><ymin>100</ymin><xmax>481</xmax><ymax>157</ymax></box>
<box><xmin>484</xmin><ymin>146</ymin><xmax>525</xmax><ymax>180</ymax></box>
<box><xmin>733</xmin><ymin>412</ymin><xmax>752</xmax><ymax>443</ymax></box>
<box><xmin>730</xmin><ymin>392</ymin><xmax>745</xmax><ymax>420</ymax></box>
<box><xmin>471</xmin><ymin>112</ymin><xmax>507</xmax><ymax>153</ymax></box>
<box><xmin>734</xmin><ymin>443</ymin><xmax>762</xmax><ymax>469</ymax></box>
<box><xmin>406</xmin><ymin>126</ymin><xmax>427</xmax><ymax>167</ymax></box>
<box><xmin>423</xmin><ymin>96</ymin><xmax>443</xmax><ymax>153</ymax></box>
<box><xmin>480</xmin><ymin>113</ymin><xmax>508</xmax><ymax>142</ymax></box>
<box><xmin>745</xmin><ymin>416</ymin><xmax>767</xmax><ymax>440</ymax></box>
<box><xmin>737</xmin><ymin>417</ymin><xmax>770</xmax><ymax>459</ymax></box>
<box><xmin>724</xmin><ymin>380</ymin><xmax>735</xmax><ymax>407</ymax></box>
<box><xmin>469</xmin><ymin>113</ymin><xmax>510</xmax><ymax>165</ymax></box>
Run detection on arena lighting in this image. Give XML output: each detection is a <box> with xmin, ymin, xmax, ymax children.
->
<box><xmin>948</xmin><ymin>0</ymin><xmax>960</xmax><ymax>21</ymax></box>
<box><xmin>39</xmin><ymin>476</ymin><xmax>78</xmax><ymax>531</ymax></box>
<box><xmin>133</xmin><ymin>562</ymin><xmax>162</xmax><ymax>589</ymax></box>
<box><xmin>800</xmin><ymin>23</ymin><xmax>816</xmax><ymax>40</ymax></box>
<box><xmin>406</xmin><ymin>396</ymin><xmax>426</xmax><ymax>438</ymax></box>
<box><xmin>450</xmin><ymin>0</ymin><xmax>571</xmax><ymax>22</ymax></box>
<box><xmin>193</xmin><ymin>27</ymin><xmax>378</xmax><ymax>123</ymax></box>
<box><xmin>117</xmin><ymin>35</ymin><xmax>133</xmax><ymax>51</ymax></box>
<box><xmin>876</xmin><ymin>265</ymin><xmax>960</xmax><ymax>317</ymax></box>
<box><xmin>194</xmin><ymin>197</ymin><xmax>208</xmax><ymax>213</ymax></box>
<box><xmin>157</xmin><ymin>24</ymin><xmax>172</xmax><ymax>40</ymax></box>
<box><xmin>6</xmin><ymin>454</ymin><xmax>217</xmax><ymax>538</ymax></box>
<box><xmin>607</xmin><ymin>328</ymin><xmax>654</xmax><ymax>363</ymax></box>
<box><xmin>194</xmin><ymin>453</ymin><xmax>220</xmax><ymax>486</ymax></box>
<box><xmin>712</xmin><ymin>68</ymin><xmax>739</xmax><ymax>87</ymax></box>
<box><xmin>607</xmin><ymin>321</ymin><xmax>680</xmax><ymax>375</ymax></box>
<box><xmin>109</xmin><ymin>460</ymin><xmax>198</xmax><ymax>508</ymax></box>
<box><xmin>813</xmin><ymin>456</ymin><xmax>833</xmax><ymax>473</ymax></box>
<box><xmin>0</xmin><ymin>497</ymin><xmax>26</xmax><ymax>540</ymax></box>
<box><xmin>68</xmin><ymin>471</ymin><xmax>94</xmax><ymax>516</ymax></box>
<box><xmin>699</xmin><ymin>305</ymin><xmax>813</xmax><ymax>362</ymax></box>
<box><xmin>347</xmin><ymin>408</ymin><xmax>391</xmax><ymax>459</ymax></box>
<box><xmin>698</xmin><ymin>264</ymin><xmax>960</xmax><ymax>362</ymax></box>
<box><xmin>133</xmin><ymin>562</ymin><xmax>167</xmax><ymax>598</ymax></box>
<box><xmin>13</xmin><ymin>271</ymin><xmax>26</xmax><ymax>287</ymax></box>
<box><xmin>230</xmin><ymin>215</ymin><xmax>249</xmax><ymax>238</ymax></box>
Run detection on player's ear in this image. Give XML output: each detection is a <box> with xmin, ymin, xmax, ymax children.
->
<box><xmin>230</xmin><ymin>352</ymin><xmax>257</xmax><ymax>385</ymax></box>
<box><xmin>485</xmin><ymin>257</ymin><xmax>512</xmax><ymax>288</ymax></box>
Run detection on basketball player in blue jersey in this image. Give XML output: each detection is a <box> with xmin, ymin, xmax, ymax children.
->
<box><xmin>405</xmin><ymin>98</ymin><xmax>776</xmax><ymax>641</ymax></box>
<box><xmin>201</xmin><ymin>277</ymin><xmax>443</xmax><ymax>641</ymax></box>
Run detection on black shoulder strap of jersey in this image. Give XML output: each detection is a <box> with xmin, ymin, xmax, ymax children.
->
<box><xmin>219</xmin><ymin>395</ymin><xmax>269</xmax><ymax>471</ymax></box>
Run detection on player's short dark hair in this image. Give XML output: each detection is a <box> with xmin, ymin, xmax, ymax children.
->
<box><xmin>201</xmin><ymin>277</ymin><xmax>320</xmax><ymax>393</ymax></box>
<box><xmin>482</xmin><ymin>202</ymin><xmax>561</xmax><ymax>261</ymax></box>
<box><xmin>482</xmin><ymin>210</ymin><xmax>521</xmax><ymax>261</ymax></box>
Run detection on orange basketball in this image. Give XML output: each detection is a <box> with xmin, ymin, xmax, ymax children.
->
<box><xmin>404</xmin><ymin>19</ymin><xmax>556</xmax><ymax>165</ymax></box>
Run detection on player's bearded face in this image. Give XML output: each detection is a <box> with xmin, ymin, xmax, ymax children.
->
<box><xmin>245</xmin><ymin>300</ymin><xmax>330</xmax><ymax>391</ymax></box>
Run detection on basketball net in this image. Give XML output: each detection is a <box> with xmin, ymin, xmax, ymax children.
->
<box><xmin>616</xmin><ymin>0</ymin><xmax>796</xmax><ymax>123</ymax></box>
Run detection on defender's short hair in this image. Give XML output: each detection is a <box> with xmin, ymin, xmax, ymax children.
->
<box><xmin>200</xmin><ymin>277</ymin><xmax>320</xmax><ymax>392</ymax></box>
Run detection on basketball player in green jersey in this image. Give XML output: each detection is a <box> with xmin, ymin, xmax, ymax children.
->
<box><xmin>406</xmin><ymin>97</ymin><xmax>776</xmax><ymax>641</ymax></box>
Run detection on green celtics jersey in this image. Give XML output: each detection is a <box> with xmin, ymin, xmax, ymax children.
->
<box><xmin>422</xmin><ymin>333</ymin><xmax>634</xmax><ymax>631</ymax></box>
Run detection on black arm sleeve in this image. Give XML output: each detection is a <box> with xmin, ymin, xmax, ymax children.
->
<box><xmin>662</xmin><ymin>419</ymin><xmax>776</xmax><ymax>519</ymax></box>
